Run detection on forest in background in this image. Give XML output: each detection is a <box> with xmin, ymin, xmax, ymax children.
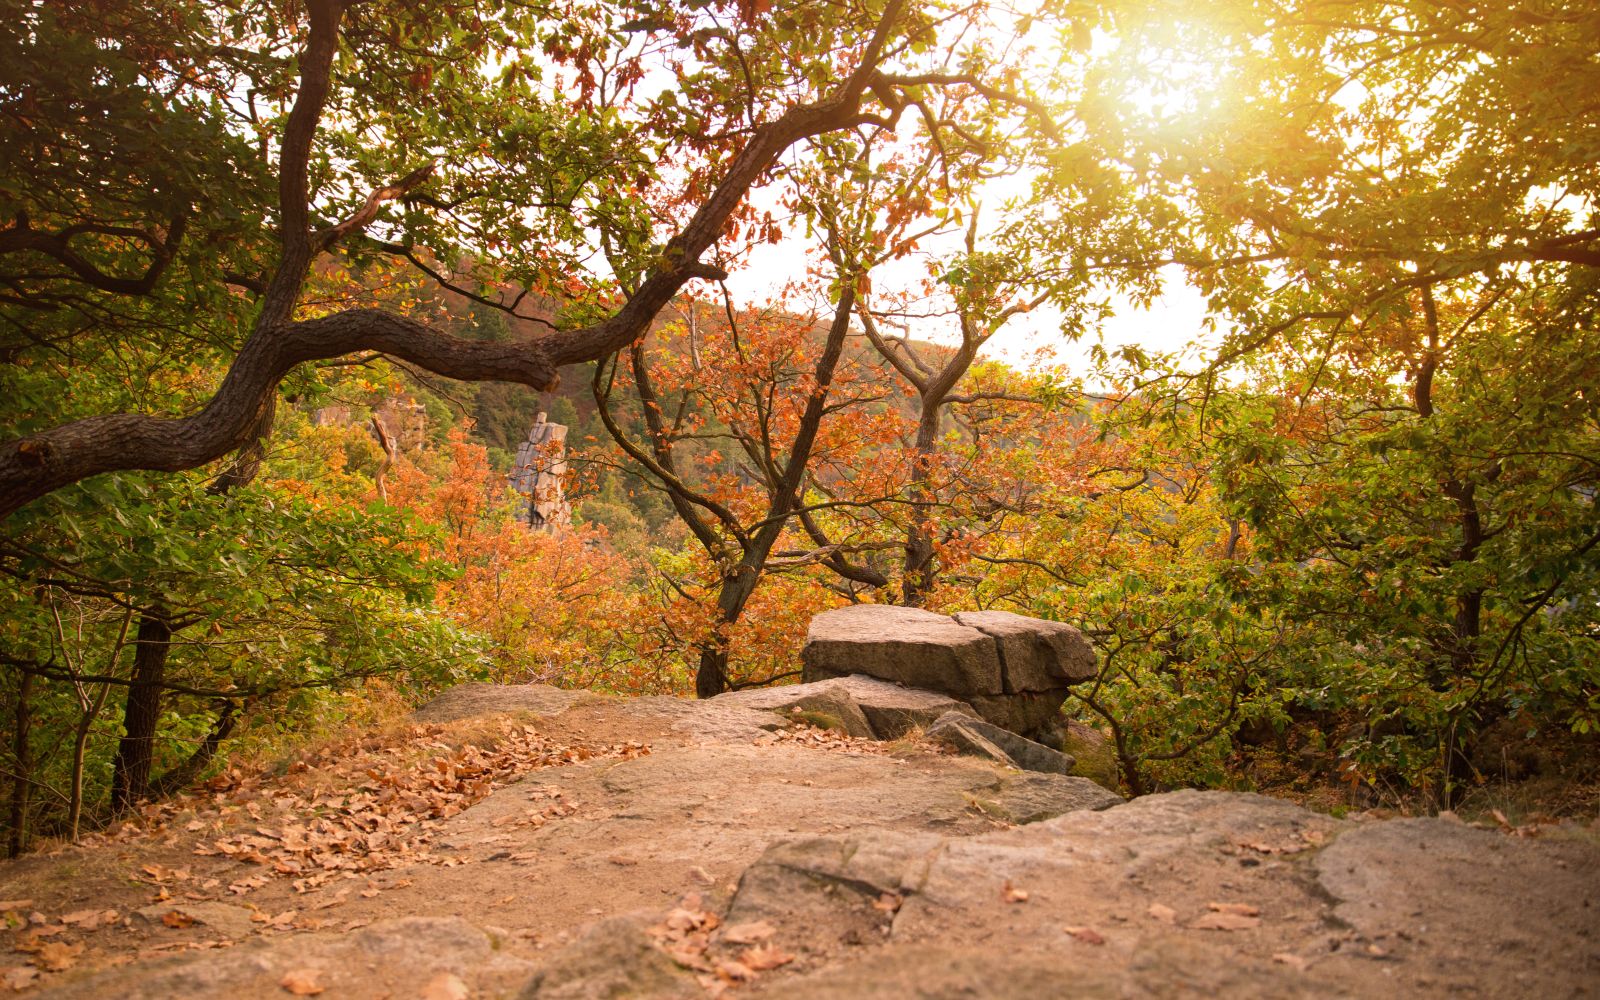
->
<box><xmin>2</xmin><ymin>0</ymin><xmax>1598</xmax><ymax>855</ymax></box>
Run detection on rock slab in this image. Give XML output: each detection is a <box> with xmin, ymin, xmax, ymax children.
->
<box><xmin>712</xmin><ymin>674</ymin><xmax>978</xmax><ymax>739</ymax></box>
<box><xmin>927</xmin><ymin>710</ymin><xmax>1079</xmax><ymax>776</ymax></box>
<box><xmin>802</xmin><ymin>605</ymin><xmax>1099</xmax><ymax>734</ymax></box>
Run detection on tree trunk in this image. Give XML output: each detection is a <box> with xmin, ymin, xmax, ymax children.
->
<box><xmin>149</xmin><ymin>701</ymin><xmax>238</xmax><ymax>798</ymax></box>
<box><xmin>7</xmin><ymin>670</ymin><xmax>33</xmax><ymax>858</ymax></box>
<box><xmin>694</xmin><ymin>562</ymin><xmax>764</xmax><ymax>698</ymax></box>
<box><xmin>901</xmin><ymin>404</ymin><xmax>941</xmax><ymax>607</ymax></box>
<box><xmin>111</xmin><ymin>614</ymin><xmax>172</xmax><ymax>813</ymax></box>
<box><xmin>67</xmin><ymin>684</ymin><xmax>109</xmax><ymax>841</ymax></box>
<box><xmin>695</xmin><ymin>646</ymin><xmax>730</xmax><ymax>700</ymax></box>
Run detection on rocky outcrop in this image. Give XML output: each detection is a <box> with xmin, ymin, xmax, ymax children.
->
<box><xmin>713</xmin><ymin>674</ymin><xmax>978</xmax><ymax>739</ymax></box>
<box><xmin>927</xmin><ymin>711</ymin><xmax>1082</xmax><ymax>777</ymax></box>
<box><xmin>24</xmin><ymin>685</ymin><xmax>1600</xmax><ymax>1000</ymax></box>
<box><xmin>801</xmin><ymin>606</ymin><xmax>1097</xmax><ymax>734</ymax></box>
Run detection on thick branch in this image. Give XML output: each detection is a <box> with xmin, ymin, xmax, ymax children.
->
<box><xmin>0</xmin><ymin>309</ymin><xmax>557</xmax><ymax>517</ymax></box>
<box><xmin>0</xmin><ymin>0</ymin><xmax>913</xmax><ymax>519</ymax></box>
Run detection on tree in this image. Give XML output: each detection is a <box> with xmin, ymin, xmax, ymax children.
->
<box><xmin>0</xmin><ymin>473</ymin><xmax>481</xmax><ymax>850</ymax></box>
<box><xmin>591</xmin><ymin>286</ymin><xmax>884</xmax><ymax>696</ymax></box>
<box><xmin>0</xmin><ymin>0</ymin><xmax>1071</xmax><ymax>517</ymax></box>
<box><xmin>1079</xmin><ymin>0</ymin><xmax>1600</xmax><ymax>800</ymax></box>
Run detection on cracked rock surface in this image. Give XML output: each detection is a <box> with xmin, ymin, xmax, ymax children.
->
<box><xmin>15</xmin><ymin>685</ymin><xmax>1599</xmax><ymax>1000</ymax></box>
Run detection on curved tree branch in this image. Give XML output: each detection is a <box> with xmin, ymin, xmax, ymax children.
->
<box><xmin>0</xmin><ymin>0</ymin><xmax>916</xmax><ymax>521</ymax></box>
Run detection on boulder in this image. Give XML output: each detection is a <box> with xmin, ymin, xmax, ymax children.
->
<box><xmin>1061</xmin><ymin>720</ymin><xmax>1119</xmax><ymax>789</ymax></box>
<box><xmin>985</xmin><ymin>771</ymin><xmax>1123</xmax><ymax>820</ymax></box>
<box><xmin>715</xmin><ymin>674</ymin><xmax>978</xmax><ymax>739</ymax></box>
<box><xmin>927</xmin><ymin>712</ymin><xmax>1077</xmax><ymax>776</ymax></box>
<box><xmin>951</xmin><ymin>611</ymin><xmax>1096</xmax><ymax>690</ymax></box>
<box><xmin>966</xmin><ymin>692</ymin><xmax>1073</xmax><ymax>737</ymax></box>
<box><xmin>826</xmin><ymin>675</ymin><xmax>980</xmax><ymax>738</ymax></box>
<box><xmin>709</xmin><ymin>679</ymin><xmax>875</xmax><ymax>738</ymax></box>
<box><xmin>800</xmin><ymin>606</ymin><xmax>1098</xmax><ymax>738</ymax></box>
<box><xmin>801</xmin><ymin>605</ymin><xmax>1003</xmax><ymax>694</ymax></box>
<box><xmin>924</xmin><ymin>713</ymin><xmax>1017</xmax><ymax>768</ymax></box>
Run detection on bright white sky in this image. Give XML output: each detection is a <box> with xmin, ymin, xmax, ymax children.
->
<box><xmin>699</xmin><ymin>14</ymin><xmax>1226</xmax><ymax>385</ymax></box>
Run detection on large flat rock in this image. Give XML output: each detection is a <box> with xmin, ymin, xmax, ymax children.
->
<box><xmin>952</xmin><ymin>610</ymin><xmax>1097</xmax><ymax>690</ymax></box>
<box><xmin>801</xmin><ymin>605</ymin><xmax>1003</xmax><ymax>695</ymax></box>
<box><xmin>800</xmin><ymin>606</ymin><xmax>1100</xmax><ymax>734</ymax></box>
<box><xmin>45</xmin><ymin>917</ymin><xmax>534</xmax><ymax>999</ymax></box>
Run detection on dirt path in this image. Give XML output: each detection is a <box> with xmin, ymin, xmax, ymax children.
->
<box><xmin>3</xmin><ymin>685</ymin><xmax>1597</xmax><ymax>998</ymax></box>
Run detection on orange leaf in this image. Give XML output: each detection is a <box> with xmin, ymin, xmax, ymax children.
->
<box><xmin>741</xmin><ymin>944</ymin><xmax>795</xmax><ymax>971</ymax></box>
<box><xmin>33</xmin><ymin>940</ymin><xmax>84</xmax><ymax>972</ymax></box>
<box><xmin>1191</xmin><ymin>912</ymin><xmax>1260</xmax><ymax>931</ymax></box>
<box><xmin>1064</xmin><ymin>926</ymin><xmax>1106</xmax><ymax>945</ymax></box>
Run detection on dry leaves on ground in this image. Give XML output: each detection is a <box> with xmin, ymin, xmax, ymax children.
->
<box><xmin>1064</xmin><ymin>926</ymin><xmax>1106</xmax><ymax>945</ymax></box>
<box><xmin>1191</xmin><ymin>902</ymin><xmax>1262</xmax><ymax>931</ymax></box>
<box><xmin>133</xmin><ymin>723</ymin><xmax>653</xmax><ymax>897</ymax></box>
<box><xmin>1236</xmin><ymin>829</ymin><xmax>1327</xmax><ymax>855</ymax></box>
<box><xmin>1</xmin><ymin>966</ymin><xmax>41</xmax><ymax>992</ymax></box>
<box><xmin>769</xmin><ymin>721</ymin><xmax>891</xmax><ymax>756</ymax></box>
<box><xmin>648</xmin><ymin>895</ymin><xmax>800</xmax><ymax>995</ymax></box>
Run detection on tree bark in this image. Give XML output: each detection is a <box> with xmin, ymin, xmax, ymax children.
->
<box><xmin>110</xmin><ymin>614</ymin><xmax>172</xmax><ymax>814</ymax></box>
<box><xmin>7</xmin><ymin>670</ymin><xmax>33</xmax><ymax>858</ymax></box>
<box><xmin>149</xmin><ymin>701</ymin><xmax>238</xmax><ymax>799</ymax></box>
<box><xmin>902</xmin><ymin>403</ymin><xmax>942</xmax><ymax>606</ymax></box>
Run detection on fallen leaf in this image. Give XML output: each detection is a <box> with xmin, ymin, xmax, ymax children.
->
<box><xmin>1190</xmin><ymin>912</ymin><xmax>1260</xmax><ymax>931</ymax></box>
<box><xmin>713</xmin><ymin>958</ymin><xmax>754</xmax><ymax>982</ymax></box>
<box><xmin>161</xmin><ymin>911</ymin><xmax>196</xmax><ymax>929</ymax></box>
<box><xmin>720</xmin><ymin>920</ymin><xmax>775</xmax><ymax>945</ymax></box>
<box><xmin>419</xmin><ymin>971</ymin><xmax>470</xmax><ymax>1000</ymax></box>
<box><xmin>1146</xmin><ymin>903</ymin><xmax>1177</xmax><ymax>924</ymax></box>
<box><xmin>741</xmin><ymin>944</ymin><xmax>795</xmax><ymax>971</ymax></box>
<box><xmin>1001</xmin><ymin>880</ymin><xmax>1029</xmax><ymax>903</ymax></box>
<box><xmin>279</xmin><ymin>968</ymin><xmax>325</xmax><ymax>995</ymax></box>
<box><xmin>1064</xmin><ymin>926</ymin><xmax>1106</xmax><ymax>945</ymax></box>
<box><xmin>1</xmin><ymin>966</ymin><xmax>40</xmax><ymax>991</ymax></box>
<box><xmin>1207</xmin><ymin>902</ymin><xmax>1260</xmax><ymax>917</ymax></box>
<box><xmin>1273</xmin><ymin>952</ymin><xmax>1309</xmax><ymax>971</ymax></box>
<box><xmin>32</xmin><ymin>940</ymin><xmax>84</xmax><ymax>973</ymax></box>
<box><xmin>59</xmin><ymin>909</ymin><xmax>115</xmax><ymax>929</ymax></box>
